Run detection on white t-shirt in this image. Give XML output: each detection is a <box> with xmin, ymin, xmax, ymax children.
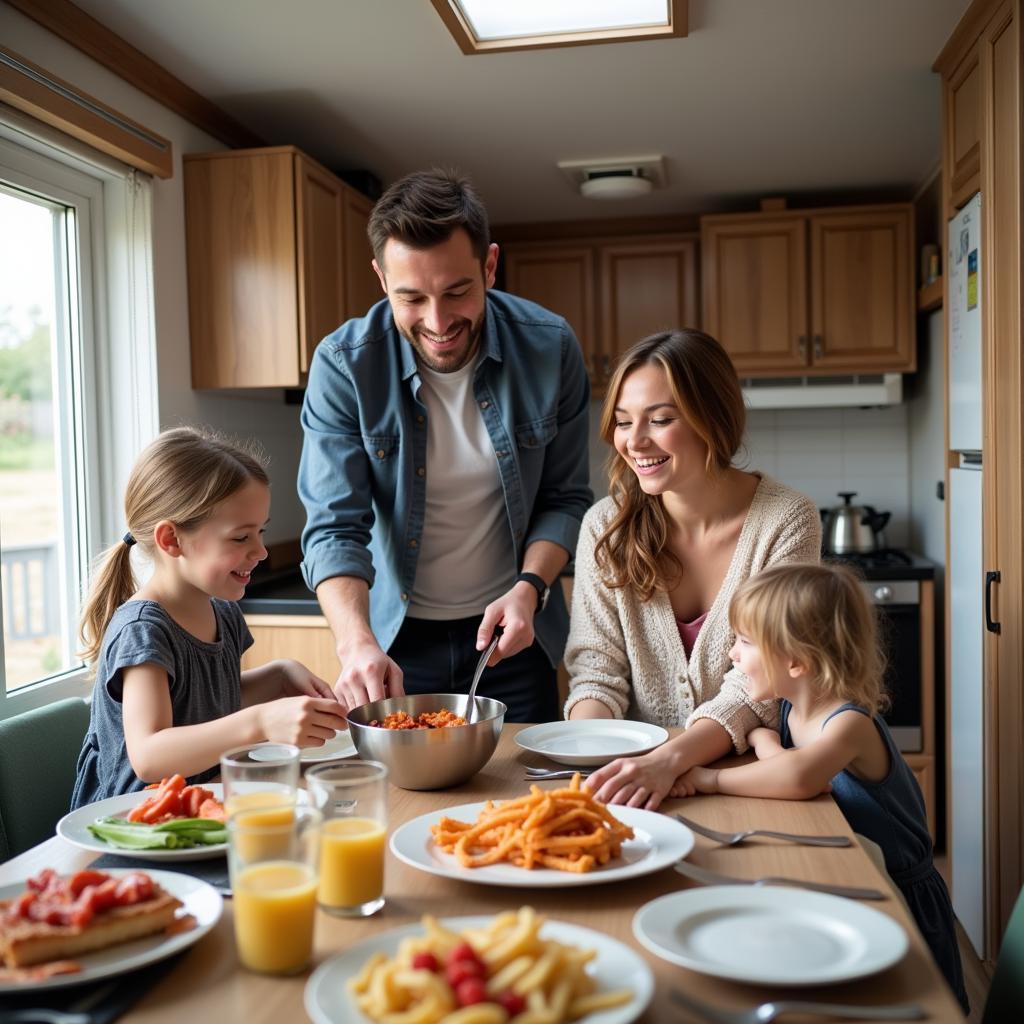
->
<box><xmin>408</xmin><ymin>357</ymin><xmax>516</xmax><ymax>619</ymax></box>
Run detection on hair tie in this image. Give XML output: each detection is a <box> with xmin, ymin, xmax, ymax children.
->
<box><xmin>123</xmin><ymin>532</ymin><xmax>136</xmax><ymax>548</ymax></box>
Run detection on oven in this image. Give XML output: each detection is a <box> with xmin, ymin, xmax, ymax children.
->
<box><xmin>825</xmin><ymin>551</ymin><xmax>932</xmax><ymax>754</ymax></box>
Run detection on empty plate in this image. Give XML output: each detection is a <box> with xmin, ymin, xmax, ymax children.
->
<box><xmin>632</xmin><ymin>886</ymin><xmax>908</xmax><ymax>986</ymax></box>
<box><xmin>515</xmin><ymin>720</ymin><xmax>669</xmax><ymax>766</ymax></box>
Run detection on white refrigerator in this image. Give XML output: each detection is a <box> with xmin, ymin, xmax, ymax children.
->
<box><xmin>947</xmin><ymin>192</ymin><xmax>986</xmax><ymax>957</ymax></box>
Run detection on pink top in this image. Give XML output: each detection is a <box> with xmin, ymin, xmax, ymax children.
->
<box><xmin>675</xmin><ymin>610</ymin><xmax>709</xmax><ymax>659</ymax></box>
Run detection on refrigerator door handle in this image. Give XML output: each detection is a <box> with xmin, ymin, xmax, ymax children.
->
<box><xmin>985</xmin><ymin>570</ymin><xmax>1002</xmax><ymax>634</ymax></box>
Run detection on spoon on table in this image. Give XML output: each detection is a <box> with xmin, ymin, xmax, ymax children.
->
<box><xmin>465</xmin><ymin>625</ymin><xmax>503</xmax><ymax>724</ymax></box>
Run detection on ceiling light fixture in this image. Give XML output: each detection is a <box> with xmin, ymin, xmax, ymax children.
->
<box><xmin>557</xmin><ymin>155</ymin><xmax>666</xmax><ymax>200</ymax></box>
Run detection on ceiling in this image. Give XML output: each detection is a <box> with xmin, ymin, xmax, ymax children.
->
<box><xmin>71</xmin><ymin>0</ymin><xmax>970</xmax><ymax>225</ymax></box>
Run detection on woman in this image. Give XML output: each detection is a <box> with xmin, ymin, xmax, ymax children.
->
<box><xmin>566</xmin><ymin>329</ymin><xmax>821</xmax><ymax>808</ymax></box>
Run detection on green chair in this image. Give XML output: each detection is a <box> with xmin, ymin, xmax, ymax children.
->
<box><xmin>0</xmin><ymin>697</ymin><xmax>90</xmax><ymax>861</ymax></box>
<box><xmin>982</xmin><ymin>883</ymin><xmax>1024</xmax><ymax>1023</ymax></box>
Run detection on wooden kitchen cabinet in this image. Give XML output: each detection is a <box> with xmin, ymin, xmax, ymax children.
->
<box><xmin>241</xmin><ymin>614</ymin><xmax>342</xmax><ymax>684</ymax></box>
<box><xmin>502</xmin><ymin>234</ymin><xmax>698</xmax><ymax>395</ymax></box>
<box><xmin>701</xmin><ymin>204</ymin><xmax>915</xmax><ymax>376</ymax></box>
<box><xmin>185</xmin><ymin>146</ymin><xmax>376</xmax><ymax>388</ymax></box>
<box><xmin>343</xmin><ymin>187</ymin><xmax>383</xmax><ymax>319</ymax></box>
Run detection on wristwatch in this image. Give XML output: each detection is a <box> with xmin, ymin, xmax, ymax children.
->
<box><xmin>516</xmin><ymin>572</ymin><xmax>550</xmax><ymax>613</ymax></box>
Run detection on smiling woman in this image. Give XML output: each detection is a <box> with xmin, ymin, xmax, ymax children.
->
<box><xmin>564</xmin><ymin>329</ymin><xmax>821</xmax><ymax>810</ymax></box>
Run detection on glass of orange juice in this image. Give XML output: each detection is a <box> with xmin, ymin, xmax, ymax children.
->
<box><xmin>306</xmin><ymin>760</ymin><xmax>388</xmax><ymax>918</ymax></box>
<box><xmin>228</xmin><ymin>804</ymin><xmax>322</xmax><ymax>975</ymax></box>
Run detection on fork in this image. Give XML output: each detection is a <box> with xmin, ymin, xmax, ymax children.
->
<box><xmin>670</xmin><ymin>987</ymin><xmax>926</xmax><ymax>1023</ymax></box>
<box><xmin>523</xmin><ymin>767</ymin><xmax>593</xmax><ymax>780</ymax></box>
<box><xmin>675</xmin><ymin>812</ymin><xmax>853</xmax><ymax>848</ymax></box>
<box><xmin>673</xmin><ymin>858</ymin><xmax>887</xmax><ymax>900</ymax></box>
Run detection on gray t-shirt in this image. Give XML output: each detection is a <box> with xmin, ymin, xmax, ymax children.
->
<box><xmin>71</xmin><ymin>599</ymin><xmax>252</xmax><ymax>809</ymax></box>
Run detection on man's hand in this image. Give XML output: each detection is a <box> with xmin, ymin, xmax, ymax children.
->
<box><xmin>334</xmin><ymin>640</ymin><xmax>405</xmax><ymax>710</ymax></box>
<box><xmin>476</xmin><ymin>581</ymin><xmax>539</xmax><ymax>666</ymax></box>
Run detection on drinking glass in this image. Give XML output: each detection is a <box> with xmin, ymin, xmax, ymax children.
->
<box><xmin>220</xmin><ymin>742</ymin><xmax>300</xmax><ymax>823</ymax></box>
<box><xmin>228</xmin><ymin>804</ymin><xmax>322</xmax><ymax>975</ymax></box>
<box><xmin>306</xmin><ymin>760</ymin><xmax>388</xmax><ymax>917</ymax></box>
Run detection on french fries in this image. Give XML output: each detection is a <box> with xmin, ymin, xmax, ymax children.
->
<box><xmin>430</xmin><ymin>775</ymin><xmax>634</xmax><ymax>873</ymax></box>
<box><xmin>347</xmin><ymin>907</ymin><xmax>632</xmax><ymax>1024</ymax></box>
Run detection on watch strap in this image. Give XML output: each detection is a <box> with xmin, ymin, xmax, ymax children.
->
<box><xmin>515</xmin><ymin>571</ymin><xmax>549</xmax><ymax>612</ymax></box>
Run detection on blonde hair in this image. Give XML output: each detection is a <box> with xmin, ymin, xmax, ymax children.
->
<box><xmin>729</xmin><ymin>563</ymin><xmax>889</xmax><ymax>714</ymax></box>
<box><xmin>594</xmin><ymin>329</ymin><xmax>746</xmax><ymax>600</ymax></box>
<box><xmin>79</xmin><ymin>427</ymin><xmax>269</xmax><ymax>664</ymax></box>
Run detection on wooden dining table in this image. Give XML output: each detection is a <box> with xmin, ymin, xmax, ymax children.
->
<box><xmin>0</xmin><ymin>725</ymin><xmax>965</xmax><ymax>1023</ymax></box>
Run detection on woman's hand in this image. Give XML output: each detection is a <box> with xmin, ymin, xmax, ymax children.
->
<box><xmin>584</xmin><ymin>746</ymin><xmax>682</xmax><ymax>811</ymax></box>
<box><xmin>257</xmin><ymin>695</ymin><xmax>347</xmax><ymax>748</ymax></box>
<box><xmin>748</xmin><ymin>726</ymin><xmax>785</xmax><ymax>760</ymax></box>
<box><xmin>277</xmin><ymin>659</ymin><xmax>336</xmax><ymax>700</ymax></box>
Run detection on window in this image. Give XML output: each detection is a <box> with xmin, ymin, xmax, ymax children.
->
<box><xmin>431</xmin><ymin>0</ymin><xmax>686</xmax><ymax>53</ymax></box>
<box><xmin>0</xmin><ymin>115</ymin><xmax>157</xmax><ymax>715</ymax></box>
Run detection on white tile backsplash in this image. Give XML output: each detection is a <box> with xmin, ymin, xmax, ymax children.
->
<box><xmin>588</xmin><ymin>401</ymin><xmax>912</xmax><ymax>548</ymax></box>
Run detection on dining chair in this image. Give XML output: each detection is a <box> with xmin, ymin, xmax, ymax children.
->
<box><xmin>0</xmin><ymin>696</ymin><xmax>90</xmax><ymax>860</ymax></box>
<box><xmin>981</xmin><ymin>883</ymin><xmax>1024</xmax><ymax>1023</ymax></box>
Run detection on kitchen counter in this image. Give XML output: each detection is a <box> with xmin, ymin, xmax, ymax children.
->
<box><xmin>238</xmin><ymin>568</ymin><xmax>321</xmax><ymax>616</ymax></box>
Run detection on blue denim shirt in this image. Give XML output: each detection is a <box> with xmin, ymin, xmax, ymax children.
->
<box><xmin>298</xmin><ymin>290</ymin><xmax>592</xmax><ymax>665</ymax></box>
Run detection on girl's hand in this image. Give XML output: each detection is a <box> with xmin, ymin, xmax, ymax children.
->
<box><xmin>748</xmin><ymin>726</ymin><xmax>785</xmax><ymax>760</ymax></box>
<box><xmin>257</xmin><ymin>696</ymin><xmax>347</xmax><ymax>747</ymax></box>
<box><xmin>277</xmin><ymin>659</ymin><xmax>337</xmax><ymax>701</ymax></box>
<box><xmin>668</xmin><ymin>766</ymin><xmax>720</xmax><ymax>798</ymax></box>
<box><xmin>584</xmin><ymin>747</ymin><xmax>679</xmax><ymax>811</ymax></box>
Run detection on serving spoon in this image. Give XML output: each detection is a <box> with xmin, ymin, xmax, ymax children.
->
<box><xmin>465</xmin><ymin>625</ymin><xmax>503</xmax><ymax>724</ymax></box>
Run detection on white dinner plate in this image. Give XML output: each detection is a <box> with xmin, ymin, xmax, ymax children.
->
<box><xmin>57</xmin><ymin>784</ymin><xmax>228</xmax><ymax>862</ymax></box>
<box><xmin>0</xmin><ymin>868</ymin><xmax>222</xmax><ymax>993</ymax></box>
<box><xmin>632</xmin><ymin>886</ymin><xmax>909</xmax><ymax>986</ymax></box>
<box><xmin>515</xmin><ymin>720</ymin><xmax>669</xmax><ymax>767</ymax></box>
<box><xmin>300</xmin><ymin>728</ymin><xmax>358</xmax><ymax>763</ymax></box>
<box><xmin>390</xmin><ymin>803</ymin><xmax>694</xmax><ymax>888</ymax></box>
<box><xmin>305</xmin><ymin>914</ymin><xmax>653</xmax><ymax>1024</ymax></box>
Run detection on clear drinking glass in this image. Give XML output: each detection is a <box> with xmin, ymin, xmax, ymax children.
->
<box><xmin>220</xmin><ymin>742</ymin><xmax>300</xmax><ymax>821</ymax></box>
<box><xmin>306</xmin><ymin>760</ymin><xmax>388</xmax><ymax>917</ymax></box>
<box><xmin>228</xmin><ymin>804</ymin><xmax>322</xmax><ymax>975</ymax></box>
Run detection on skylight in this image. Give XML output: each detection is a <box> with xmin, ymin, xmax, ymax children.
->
<box><xmin>431</xmin><ymin>0</ymin><xmax>686</xmax><ymax>53</ymax></box>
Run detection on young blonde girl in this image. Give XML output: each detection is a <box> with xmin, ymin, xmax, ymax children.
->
<box><xmin>676</xmin><ymin>562</ymin><xmax>968</xmax><ymax>1012</ymax></box>
<box><xmin>71</xmin><ymin>427</ymin><xmax>347</xmax><ymax>809</ymax></box>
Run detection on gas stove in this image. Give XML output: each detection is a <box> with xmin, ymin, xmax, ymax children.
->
<box><xmin>823</xmin><ymin>548</ymin><xmax>936</xmax><ymax>581</ymax></box>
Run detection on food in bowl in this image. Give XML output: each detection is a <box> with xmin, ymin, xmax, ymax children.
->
<box><xmin>346</xmin><ymin>694</ymin><xmax>505</xmax><ymax>791</ymax></box>
<box><xmin>347</xmin><ymin>906</ymin><xmax>632</xmax><ymax>1023</ymax></box>
<box><xmin>430</xmin><ymin>773</ymin><xmax>634</xmax><ymax>873</ymax></box>
<box><xmin>370</xmin><ymin>709</ymin><xmax>467</xmax><ymax>730</ymax></box>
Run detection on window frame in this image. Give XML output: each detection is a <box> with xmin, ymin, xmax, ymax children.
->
<box><xmin>0</xmin><ymin>112</ymin><xmax>158</xmax><ymax>718</ymax></box>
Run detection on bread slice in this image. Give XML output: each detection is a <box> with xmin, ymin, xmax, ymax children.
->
<box><xmin>0</xmin><ymin>885</ymin><xmax>182</xmax><ymax>968</ymax></box>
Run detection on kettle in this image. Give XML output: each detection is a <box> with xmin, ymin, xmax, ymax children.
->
<box><xmin>821</xmin><ymin>492</ymin><xmax>891</xmax><ymax>554</ymax></box>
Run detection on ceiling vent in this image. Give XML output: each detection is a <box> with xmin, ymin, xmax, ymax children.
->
<box><xmin>557</xmin><ymin>156</ymin><xmax>666</xmax><ymax>199</ymax></box>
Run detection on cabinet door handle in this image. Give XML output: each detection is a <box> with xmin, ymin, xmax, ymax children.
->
<box><xmin>813</xmin><ymin>334</ymin><xmax>824</xmax><ymax>359</ymax></box>
<box><xmin>797</xmin><ymin>336</ymin><xmax>808</xmax><ymax>361</ymax></box>
<box><xmin>985</xmin><ymin>570</ymin><xmax>1002</xmax><ymax>634</ymax></box>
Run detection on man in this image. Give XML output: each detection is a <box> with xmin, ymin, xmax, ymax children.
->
<box><xmin>298</xmin><ymin>168</ymin><xmax>592</xmax><ymax>723</ymax></box>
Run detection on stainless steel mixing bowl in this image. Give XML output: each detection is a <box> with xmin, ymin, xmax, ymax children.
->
<box><xmin>345</xmin><ymin>692</ymin><xmax>505</xmax><ymax>791</ymax></box>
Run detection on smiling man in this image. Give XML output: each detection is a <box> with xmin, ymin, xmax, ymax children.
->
<box><xmin>298</xmin><ymin>169</ymin><xmax>592</xmax><ymax>722</ymax></box>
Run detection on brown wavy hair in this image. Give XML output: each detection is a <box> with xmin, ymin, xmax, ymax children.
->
<box><xmin>594</xmin><ymin>329</ymin><xmax>746</xmax><ymax>600</ymax></box>
<box><xmin>78</xmin><ymin>427</ymin><xmax>269</xmax><ymax>665</ymax></box>
<box><xmin>729</xmin><ymin>563</ymin><xmax>889</xmax><ymax>713</ymax></box>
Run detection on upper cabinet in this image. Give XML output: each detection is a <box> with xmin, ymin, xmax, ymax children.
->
<box><xmin>185</xmin><ymin>146</ymin><xmax>379</xmax><ymax>388</ymax></box>
<box><xmin>502</xmin><ymin>233</ymin><xmax>699</xmax><ymax>395</ymax></box>
<box><xmin>701</xmin><ymin>204</ymin><xmax>915</xmax><ymax>376</ymax></box>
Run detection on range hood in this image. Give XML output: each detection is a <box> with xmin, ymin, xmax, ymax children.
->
<box><xmin>741</xmin><ymin>373</ymin><xmax>903</xmax><ymax>410</ymax></box>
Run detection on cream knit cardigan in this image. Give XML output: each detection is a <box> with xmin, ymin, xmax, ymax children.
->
<box><xmin>563</xmin><ymin>474</ymin><xmax>821</xmax><ymax>753</ymax></box>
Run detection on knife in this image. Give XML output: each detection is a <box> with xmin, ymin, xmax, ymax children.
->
<box><xmin>674</xmin><ymin>858</ymin><xmax>888</xmax><ymax>900</ymax></box>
